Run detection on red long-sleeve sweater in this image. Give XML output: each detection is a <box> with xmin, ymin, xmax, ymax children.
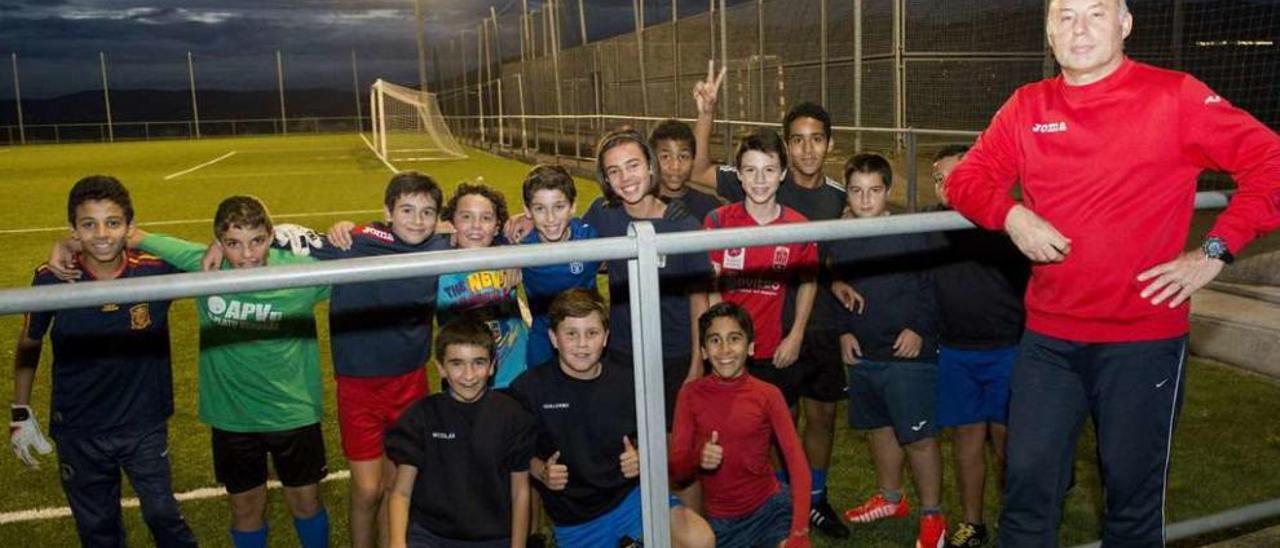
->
<box><xmin>669</xmin><ymin>373</ymin><xmax>811</xmax><ymax>537</ymax></box>
<box><xmin>947</xmin><ymin>57</ymin><xmax>1280</xmax><ymax>342</ymax></box>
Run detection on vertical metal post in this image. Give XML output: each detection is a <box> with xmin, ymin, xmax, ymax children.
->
<box><xmin>626</xmin><ymin>221</ymin><xmax>673</xmax><ymax>548</ymax></box>
<box><xmin>497</xmin><ymin>77</ymin><xmax>506</xmax><ymax>148</ymax></box>
<box><xmin>853</xmin><ymin>0</ymin><xmax>863</xmax><ymax>152</ymax></box>
<box><xmin>11</xmin><ymin>53</ymin><xmax>25</xmax><ymax>144</ymax></box>
<box><xmin>377</xmin><ymin>82</ymin><xmax>388</xmax><ymax>159</ymax></box>
<box><xmin>593</xmin><ymin>45</ymin><xmax>604</xmax><ymax>131</ymax></box>
<box><xmin>718</xmin><ymin>0</ymin><xmax>730</xmax><ymax>160</ymax></box>
<box><xmin>351</xmin><ymin>50</ymin><xmax>363</xmax><ymax>132</ymax></box>
<box><xmin>551</xmin><ymin>0</ymin><xmax>564</xmax><ymax>159</ymax></box>
<box><xmin>672</xmin><ymin>0</ymin><xmax>680</xmax><ymax>117</ymax></box>
<box><xmin>523</xmin><ymin>0</ymin><xmax>532</xmax><ymax>60</ymax></box>
<box><xmin>578</xmin><ymin>0</ymin><xmax>589</xmax><ymax>46</ymax></box>
<box><xmin>708</xmin><ymin>0</ymin><xmax>716</xmax><ymax>67</ymax></box>
<box><xmin>415</xmin><ymin>0</ymin><xmax>430</xmax><ymax>93</ymax></box>
<box><xmin>516</xmin><ymin>73</ymin><xmax>529</xmax><ymax>153</ymax></box>
<box><xmin>892</xmin><ymin>0</ymin><xmax>904</xmax><ymax>141</ymax></box>
<box><xmin>477</xmin><ymin>27</ymin><xmax>487</xmax><ymax>145</ymax></box>
<box><xmin>819</xmin><ymin>0</ymin><xmax>828</xmax><ymax>107</ymax></box>
<box><xmin>635</xmin><ymin>0</ymin><xmax>651</xmax><ymax>117</ymax></box>
<box><xmin>1171</xmin><ymin>0</ymin><xmax>1184</xmax><ymax>69</ymax></box>
<box><xmin>904</xmin><ymin>130</ymin><xmax>917</xmax><ymax>212</ymax></box>
<box><xmin>276</xmin><ymin>50</ymin><xmax>288</xmax><ymax>135</ymax></box>
<box><xmin>99</xmin><ymin>51</ymin><xmax>114</xmax><ymax>143</ymax></box>
<box><xmin>1042</xmin><ymin>0</ymin><xmax>1055</xmax><ymax>78</ymax></box>
<box><xmin>756</xmin><ymin>0</ymin><xmax>764</xmax><ymax>122</ymax></box>
<box><xmin>461</xmin><ymin>32</ymin><xmax>471</xmax><ymax>141</ymax></box>
<box><xmin>188</xmin><ymin>52</ymin><xmax>201</xmax><ymax>139</ymax></box>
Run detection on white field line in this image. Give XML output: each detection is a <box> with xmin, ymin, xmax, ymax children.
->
<box><xmin>0</xmin><ymin>470</ymin><xmax>351</xmax><ymax>525</ymax></box>
<box><xmin>163</xmin><ymin>151</ymin><xmax>237</xmax><ymax>180</ymax></box>
<box><xmin>180</xmin><ymin>169</ymin><xmax>367</xmax><ymax>181</ymax></box>
<box><xmin>0</xmin><ymin>209</ymin><xmax>382</xmax><ymax>235</ymax></box>
<box><xmin>359</xmin><ymin>133</ymin><xmax>400</xmax><ymax>174</ymax></box>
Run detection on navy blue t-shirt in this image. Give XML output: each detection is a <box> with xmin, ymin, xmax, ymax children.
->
<box><xmin>583</xmin><ymin>197</ymin><xmax>713</xmax><ymax>360</ymax></box>
<box><xmin>520</xmin><ymin>217</ymin><xmax>601</xmax><ymax>368</ymax></box>
<box><xmin>24</xmin><ymin>252</ymin><xmax>178</xmax><ymax>439</ymax></box>
<box><xmin>308</xmin><ymin>223</ymin><xmax>451</xmax><ymax>377</ymax></box>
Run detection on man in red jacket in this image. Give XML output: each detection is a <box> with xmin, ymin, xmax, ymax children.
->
<box><xmin>944</xmin><ymin>0</ymin><xmax>1280</xmax><ymax>546</ymax></box>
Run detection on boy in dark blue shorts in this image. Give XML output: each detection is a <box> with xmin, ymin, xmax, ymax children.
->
<box><xmin>13</xmin><ymin>176</ymin><xmax>197</xmax><ymax>548</ymax></box>
<box><xmin>385</xmin><ymin>317</ymin><xmax>536</xmax><ymax>547</ymax></box>
<box><xmin>829</xmin><ymin>154</ymin><xmax>947</xmax><ymax>548</ymax></box>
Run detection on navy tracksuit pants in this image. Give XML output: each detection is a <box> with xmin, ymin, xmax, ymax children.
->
<box><xmin>999</xmin><ymin>331</ymin><xmax>1188</xmax><ymax>548</ymax></box>
<box><xmin>56</xmin><ymin>422</ymin><xmax>197</xmax><ymax>548</ymax></box>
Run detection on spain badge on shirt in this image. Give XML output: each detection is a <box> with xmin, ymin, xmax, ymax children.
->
<box><xmin>129</xmin><ymin>303</ymin><xmax>152</xmax><ymax>330</ymax></box>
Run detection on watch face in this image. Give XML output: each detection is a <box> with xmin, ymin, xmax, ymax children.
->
<box><xmin>1204</xmin><ymin>238</ymin><xmax>1229</xmax><ymax>259</ymax></box>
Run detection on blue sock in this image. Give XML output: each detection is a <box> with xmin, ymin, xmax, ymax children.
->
<box><xmin>230</xmin><ymin>525</ymin><xmax>268</xmax><ymax>548</ymax></box>
<box><xmin>775</xmin><ymin>469</ymin><xmax>789</xmax><ymax>486</ymax></box>
<box><xmin>810</xmin><ymin>468</ymin><xmax>828</xmax><ymax>502</ymax></box>
<box><xmin>293</xmin><ymin>508</ymin><xmax>329</xmax><ymax>548</ymax></box>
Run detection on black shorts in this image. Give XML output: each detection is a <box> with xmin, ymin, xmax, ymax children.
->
<box><xmin>747</xmin><ymin>357</ymin><xmax>807</xmax><ymax>408</ymax></box>
<box><xmin>797</xmin><ymin>328</ymin><xmax>849</xmax><ymax>402</ymax></box>
<box><xmin>211</xmin><ymin>423</ymin><xmax>328</xmax><ymax>494</ymax></box>
<box><xmin>605</xmin><ymin>351</ymin><xmax>692</xmax><ymax>432</ymax></box>
<box><xmin>847</xmin><ymin>360</ymin><xmax>938</xmax><ymax>445</ymax></box>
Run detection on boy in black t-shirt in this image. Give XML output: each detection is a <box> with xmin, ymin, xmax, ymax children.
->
<box><xmin>385</xmin><ymin>317</ymin><xmax>536</xmax><ymax>547</ymax></box>
<box><xmin>649</xmin><ymin>118</ymin><xmax>723</xmax><ymax>221</ymax></box>
<box><xmin>509</xmin><ymin>288</ymin><xmax>713</xmax><ymax>548</ymax></box>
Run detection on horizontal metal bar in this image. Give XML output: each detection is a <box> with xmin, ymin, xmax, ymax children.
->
<box><xmin>0</xmin><ymin>192</ymin><xmax>1231</xmax><ymax>316</ymax></box>
<box><xmin>445</xmin><ymin>112</ymin><xmax>978</xmax><ymax>137</ymax></box>
<box><xmin>1070</xmin><ymin>496</ymin><xmax>1280</xmax><ymax>548</ymax></box>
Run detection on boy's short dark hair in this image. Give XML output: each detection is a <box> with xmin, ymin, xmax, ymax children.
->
<box><xmin>595</xmin><ymin>127</ymin><xmax>658</xmax><ymax>206</ymax></box>
<box><xmin>782</xmin><ymin>101</ymin><xmax>833</xmax><ymax>142</ymax></box>
<box><xmin>442</xmin><ymin>182</ymin><xmax>509</xmax><ymax>228</ymax></box>
<box><xmin>435</xmin><ymin>315</ymin><xmax>496</xmax><ymax>364</ymax></box>
<box><xmin>384</xmin><ymin>171</ymin><xmax>443</xmax><ymax>211</ymax></box>
<box><xmin>548</xmin><ymin>288</ymin><xmax>609</xmax><ymax>332</ymax></box>
<box><xmin>522</xmin><ymin>164</ymin><xmax>577</xmax><ymax>206</ymax></box>
<box><xmin>734</xmin><ymin>129</ymin><xmax>789</xmax><ymax>171</ymax></box>
<box><xmin>698</xmin><ymin>302</ymin><xmax>756</xmax><ymax>345</ymax></box>
<box><xmin>214</xmin><ymin>195</ymin><xmax>273</xmax><ymax>238</ymax></box>
<box><xmin>932</xmin><ymin>145</ymin><xmax>970</xmax><ymax>164</ymax></box>
<box><xmin>67</xmin><ymin>175</ymin><xmax>134</xmax><ymax>226</ymax></box>
<box><xmin>843</xmin><ymin>153</ymin><xmax>894</xmax><ymax>190</ymax></box>
<box><xmin>648</xmin><ymin>119</ymin><xmax>696</xmax><ymax>156</ymax></box>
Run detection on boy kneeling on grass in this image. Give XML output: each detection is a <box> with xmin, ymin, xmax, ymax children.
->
<box><xmin>670</xmin><ymin>303</ymin><xmax>812</xmax><ymax>548</ymax></box>
<box><xmin>384</xmin><ymin>316</ymin><xmax>537</xmax><ymax>548</ymax></box>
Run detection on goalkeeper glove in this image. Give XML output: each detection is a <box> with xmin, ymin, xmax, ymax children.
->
<box><xmin>273</xmin><ymin>224</ymin><xmax>324</xmax><ymax>256</ymax></box>
<box><xmin>10</xmin><ymin>405</ymin><xmax>53</xmax><ymax>469</ymax></box>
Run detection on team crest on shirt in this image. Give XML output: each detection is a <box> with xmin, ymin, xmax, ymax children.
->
<box><xmin>772</xmin><ymin>246</ymin><xmax>790</xmax><ymax>271</ymax></box>
<box><xmin>129</xmin><ymin>304</ymin><xmax>152</xmax><ymax>330</ymax></box>
<box><xmin>723</xmin><ymin>248</ymin><xmax>746</xmax><ymax>270</ymax></box>
<box><xmin>569</xmin><ymin>261</ymin><xmax>585</xmax><ymax>274</ymax></box>
<box><xmin>101</xmin><ymin>303</ymin><xmax>120</xmax><ymax>312</ymax></box>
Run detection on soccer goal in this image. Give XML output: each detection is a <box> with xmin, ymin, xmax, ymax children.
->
<box><xmin>364</xmin><ymin>79</ymin><xmax>467</xmax><ymax>166</ymax></box>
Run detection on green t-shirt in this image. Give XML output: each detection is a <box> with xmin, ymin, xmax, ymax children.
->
<box><xmin>139</xmin><ymin>234</ymin><xmax>330</xmax><ymax>432</ymax></box>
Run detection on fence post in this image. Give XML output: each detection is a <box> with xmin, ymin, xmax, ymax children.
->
<box><xmin>634</xmin><ymin>0</ymin><xmax>651</xmax><ymax>118</ymax></box>
<box><xmin>892</xmin><ymin>0</ymin><xmax>904</xmax><ymax>151</ymax></box>
<box><xmin>516</xmin><ymin>74</ymin><xmax>529</xmax><ymax>155</ymax></box>
<box><xmin>853</xmin><ymin>0</ymin><xmax>863</xmax><ymax>152</ymax></box>
<box><xmin>188</xmin><ymin>51</ymin><xmax>202</xmax><ymax>139</ymax></box>
<box><xmin>820</xmin><ymin>0</ymin><xmax>828</xmax><ymax>108</ymax></box>
<box><xmin>100</xmin><ymin>52</ymin><xmax>114</xmax><ymax>143</ymax></box>
<box><xmin>626</xmin><ymin>221</ymin><xmax>673</xmax><ymax>548</ymax></box>
<box><xmin>904</xmin><ymin>129</ymin><xmax>918</xmax><ymax>212</ymax></box>
<box><xmin>277</xmin><ymin>50</ymin><xmax>288</xmax><ymax>135</ymax></box>
<box><xmin>551</xmin><ymin>0</ymin><xmax>564</xmax><ymax>160</ymax></box>
<box><xmin>673</xmin><ymin>0</ymin><xmax>680</xmax><ymax>118</ymax></box>
<box><xmin>11</xmin><ymin>53</ymin><xmax>26</xmax><ymax>144</ymax></box>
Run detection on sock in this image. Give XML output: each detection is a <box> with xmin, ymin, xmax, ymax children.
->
<box><xmin>293</xmin><ymin>508</ymin><xmax>329</xmax><ymax>548</ymax></box>
<box><xmin>775</xmin><ymin>469</ymin><xmax>789</xmax><ymax>485</ymax></box>
<box><xmin>230</xmin><ymin>525</ymin><xmax>268</xmax><ymax>548</ymax></box>
<box><xmin>810</xmin><ymin>468</ymin><xmax>828</xmax><ymax>502</ymax></box>
<box><xmin>880</xmin><ymin>488</ymin><xmax>903</xmax><ymax>503</ymax></box>
<box><xmin>921</xmin><ymin>507</ymin><xmax>942</xmax><ymax>515</ymax></box>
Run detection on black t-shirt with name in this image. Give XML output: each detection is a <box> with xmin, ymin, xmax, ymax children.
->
<box><xmin>384</xmin><ymin>390</ymin><xmax>535</xmax><ymax>542</ymax></box>
<box><xmin>508</xmin><ymin>362</ymin><xmax>639</xmax><ymax>525</ymax></box>
<box><xmin>927</xmin><ymin>206</ymin><xmax>1029</xmax><ymax>348</ymax></box>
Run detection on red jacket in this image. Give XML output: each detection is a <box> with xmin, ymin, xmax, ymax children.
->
<box><xmin>947</xmin><ymin>57</ymin><xmax>1280</xmax><ymax>342</ymax></box>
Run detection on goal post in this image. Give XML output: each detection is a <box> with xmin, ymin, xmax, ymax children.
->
<box><xmin>366</xmin><ymin>79</ymin><xmax>467</xmax><ymax>166</ymax></box>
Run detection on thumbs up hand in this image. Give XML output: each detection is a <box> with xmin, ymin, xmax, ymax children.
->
<box><xmin>541</xmin><ymin>451</ymin><xmax>569</xmax><ymax>491</ymax></box>
<box><xmin>700</xmin><ymin>430</ymin><xmax>723</xmax><ymax>470</ymax></box>
<box><xmin>620</xmin><ymin>436</ymin><xmax>640</xmax><ymax>479</ymax></box>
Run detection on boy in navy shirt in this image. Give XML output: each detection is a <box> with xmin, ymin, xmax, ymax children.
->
<box><xmin>385</xmin><ymin>317</ymin><xmax>536</xmax><ymax>548</ymax></box>
<box><xmin>13</xmin><ymin>176</ymin><xmax>197</xmax><ymax>548</ymax></box>
<box><xmin>649</xmin><ymin>119</ymin><xmax>722</xmax><ymax>221</ymax></box>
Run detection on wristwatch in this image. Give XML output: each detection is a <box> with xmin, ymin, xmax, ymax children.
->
<box><xmin>1202</xmin><ymin>236</ymin><xmax>1235</xmax><ymax>265</ymax></box>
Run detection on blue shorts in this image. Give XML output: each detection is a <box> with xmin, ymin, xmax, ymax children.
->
<box><xmin>936</xmin><ymin>344</ymin><xmax>1015</xmax><ymax>427</ymax></box>
<box><xmin>551</xmin><ymin>488</ymin><xmax>682</xmax><ymax>548</ymax></box>
<box><xmin>707</xmin><ymin>489</ymin><xmax>792</xmax><ymax>548</ymax></box>
<box><xmin>847</xmin><ymin>360</ymin><xmax>938</xmax><ymax>445</ymax></box>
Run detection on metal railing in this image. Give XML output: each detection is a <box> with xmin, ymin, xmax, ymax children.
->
<box><xmin>0</xmin><ymin>192</ymin><xmax>1255</xmax><ymax>547</ymax></box>
<box><xmin>0</xmin><ymin>116</ymin><xmax>366</xmax><ymax>146</ymax></box>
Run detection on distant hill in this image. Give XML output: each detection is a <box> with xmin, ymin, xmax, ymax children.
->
<box><xmin>0</xmin><ymin>88</ymin><xmax>361</xmax><ymax>125</ymax></box>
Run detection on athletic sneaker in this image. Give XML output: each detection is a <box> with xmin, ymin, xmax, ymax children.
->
<box><xmin>947</xmin><ymin>522</ymin><xmax>988</xmax><ymax>547</ymax></box>
<box><xmin>809</xmin><ymin>495</ymin><xmax>851</xmax><ymax>538</ymax></box>
<box><xmin>844</xmin><ymin>492</ymin><xmax>910</xmax><ymax>523</ymax></box>
<box><xmin>917</xmin><ymin>514</ymin><xmax>947</xmax><ymax>548</ymax></box>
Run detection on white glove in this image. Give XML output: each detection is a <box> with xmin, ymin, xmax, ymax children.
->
<box><xmin>10</xmin><ymin>405</ymin><xmax>53</xmax><ymax>469</ymax></box>
<box><xmin>273</xmin><ymin>223</ymin><xmax>324</xmax><ymax>256</ymax></box>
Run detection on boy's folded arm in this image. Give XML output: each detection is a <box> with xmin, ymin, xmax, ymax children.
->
<box><xmin>134</xmin><ymin>232</ymin><xmax>209</xmax><ymax>272</ymax></box>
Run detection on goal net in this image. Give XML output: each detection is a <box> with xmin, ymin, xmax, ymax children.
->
<box><xmin>366</xmin><ymin>79</ymin><xmax>467</xmax><ymax>165</ymax></box>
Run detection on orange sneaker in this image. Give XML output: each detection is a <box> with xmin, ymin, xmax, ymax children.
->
<box><xmin>844</xmin><ymin>492</ymin><xmax>910</xmax><ymax>523</ymax></box>
<box><xmin>917</xmin><ymin>514</ymin><xmax>947</xmax><ymax>548</ymax></box>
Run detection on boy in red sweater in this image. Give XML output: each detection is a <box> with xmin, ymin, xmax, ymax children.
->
<box><xmin>944</xmin><ymin>0</ymin><xmax>1280</xmax><ymax>545</ymax></box>
<box><xmin>670</xmin><ymin>303</ymin><xmax>811</xmax><ymax>548</ymax></box>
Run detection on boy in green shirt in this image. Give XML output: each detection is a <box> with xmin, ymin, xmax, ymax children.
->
<box><xmin>129</xmin><ymin>196</ymin><xmax>330</xmax><ymax>548</ymax></box>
